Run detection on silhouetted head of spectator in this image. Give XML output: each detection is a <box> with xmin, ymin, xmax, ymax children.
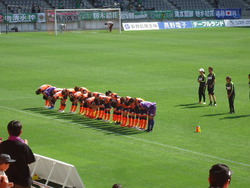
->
<box><xmin>112</xmin><ymin>184</ymin><xmax>122</xmax><ymax>188</ymax></box>
<box><xmin>7</xmin><ymin>120</ymin><xmax>22</xmax><ymax>137</ymax></box>
<box><xmin>209</xmin><ymin>164</ymin><xmax>232</xmax><ymax>188</ymax></box>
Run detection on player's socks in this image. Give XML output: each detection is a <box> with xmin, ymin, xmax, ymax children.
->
<box><xmin>130</xmin><ymin>117</ymin><xmax>135</xmax><ymax>127</ymax></box>
<box><xmin>79</xmin><ymin>106</ymin><xmax>84</xmax><ymax>114</ymax></box>
<box><xmin>121</xmin><ymin>116</ymin><xmax>127</xmax><ymax>126</ymax></box>
<box><xmin>99</xmin><ymin>110</ymin><xmax>104</xmax><ymax>119</ymax></box>
<box><xmin>133</xmin><ymin>117</ymin><xmax>139</xmax><ymax>127</ymax></box>
<box><xmin>45</xmin><ymin>100</ymin><xmax>50</xmax><ymax>106</ymax></box>
<box><xmin>60</xmin><ymin>104</ymin><xmax>66</xmax><ymax>111</ymax></box>
<box><xmin>142</xmin><ymin>119</ymin><xmax>147</xmax><ymax>130</ymax></box>
<box><xmin>117</xmin><ymin>112</ymin><xmax>122</xmax><ymax>123</ymax></box>
<box><xmin>139</xmin><ymin>118</ymin><xmax>144</xmax><ymax>128</ymax></box>
<box><xmin>106</xmin><ymin>112</ymin><xmax>111</xmax><ymax>121</ymax></box>
<box><xmin>113</xmin><ymin>113</ymin><xmax>118</xmax><ymax>122</ymax></box>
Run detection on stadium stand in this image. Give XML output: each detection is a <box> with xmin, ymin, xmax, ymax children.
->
<box><xmin>167</xmin><ymin>0</ymin><xmax>213</xmax><ymax>9</ymax></box>
<box><xmin>1</xmin><ymin>0</ymin><xmax>250</xmax><ymax>14</ymax></box>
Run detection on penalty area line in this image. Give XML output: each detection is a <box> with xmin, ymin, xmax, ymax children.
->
<box><xmin>0</xmin><ymin>105</ymin><xmax>250</xmax><ymax>168</ymax></box>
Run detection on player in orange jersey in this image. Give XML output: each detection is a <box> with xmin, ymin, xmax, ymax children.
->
<box><xmin>50</xmin><ymin>88</ymin><xmax>73</xmax><ymax>112</ymax></box>
<box><xmin>35</xmin><ymin>84</ymin><xmax>52</xmax><ymax>108</ymax></box>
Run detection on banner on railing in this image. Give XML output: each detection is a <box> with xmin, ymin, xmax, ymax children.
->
<box><xmin>174</xmin><ymin>9</ymin><xmax>215</xmax><ymax>18</ymax></box>
<box><xmin>158</xmin><ymin>21</ymin><xmax>193</xmax><ymax>29</ymax></box>
<box><xmin>123</xmin><ymin>22</ymin><xmax>159</xmax><ymax>31</ymax></box>
<box><xmin>192</xmin><ymin>20</ymin><xmax>225</xmax><ymax>28</ymax></box>
<box><xmin>224</xmin><ymin>19</ymin><xmax>250</xmax><ymax>27</ymax></box>
<box><xmin>215</xmin><ymin>9</ymin><xmax>241</xmax><ymax>19</ymax></box>
<box><xmin>4</xmin><ymin>13</ymin><xmax>37</xmax><ymax>23</ymax></box>
<box><xmin>0</xmin><ymin>9</ymin><xmax>243</xmax><ymax>24</ymax></box>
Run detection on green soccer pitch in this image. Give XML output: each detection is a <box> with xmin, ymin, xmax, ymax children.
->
<box><xmin>0</xmin><ymin>28</ymin><xmax>249</xmax><ymax>188</ymax></box>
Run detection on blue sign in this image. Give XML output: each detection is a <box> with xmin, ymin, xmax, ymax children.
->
<box><xmin>215</xmin><ymin>9</ymin><xmax>241</xmax><ymax>19</ymax></box>
<box><xmin>158</xmin><ymin>21</ymin><xmax>193</xmax><ymax>29</ymax></box>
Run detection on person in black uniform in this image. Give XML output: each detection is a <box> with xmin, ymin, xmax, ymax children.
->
<box><xmin>226</xmin><ymin>76</ymin><xmax>235</xmax><ymax>114</ymax></box>
<box><xmin>248</xmin><ymin>74</ymin><xmax>250</xmax><ymax>99</ymax></box>
<box><xmin>198</xmin><ymin>68</ymin><xmax>206</xmax><ymax>104</ymax></box>
<box><xmin>207</xmin><ymin>67</ymin><xmax>217</xmax><ymax>106</ymax></box>
<box><xmin>0</xmin><ymin>120</ymin><xmax>35</xmax><ymax>188</ymax></box>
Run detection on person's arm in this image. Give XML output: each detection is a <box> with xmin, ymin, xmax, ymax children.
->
<box><xmin>228</xmin><ymin>83</ymin><xmax>234</xmax><ymax>98</ymax></box>
<box><xmin>0</xmin><ymin>175</ymin><xmax>14</xmax><ymax>188</ymax></box>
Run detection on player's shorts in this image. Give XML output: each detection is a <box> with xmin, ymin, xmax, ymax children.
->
<box><xmin>104</xmin><ymin>103</ymin><xmax>111</xmax><ymax>109</ymax></box>
<box><xmin>148</xmin><ymin>105</ymin><xmax>156</xmax><ymax>116</ymax></box>
<box><xmin>208</xmin><ymin>86</ymin><xmax>215</xmax><ymax>95</ymax></box>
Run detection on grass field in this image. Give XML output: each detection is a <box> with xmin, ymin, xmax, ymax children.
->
<box><xmin>0</xmin><ymin>27</ymin><xmax>250</xmax><ymax>188</ymax></box>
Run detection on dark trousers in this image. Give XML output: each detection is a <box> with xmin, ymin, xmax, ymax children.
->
<box><xmin>199</xmin><ymin>86</ymin><xmax>206</xmax><ymax>102</ymax></box>
<box><xmin>228</xmin><ymin>95</ymin><xmax>235</xmax><ymax>112</ymax></box>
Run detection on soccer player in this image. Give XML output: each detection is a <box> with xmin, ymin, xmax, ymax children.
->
<box><xmin>35</xmin><ymin>84</ymin><xmax>52</xmax><ymax>108</ymax></box>
<box><xmin>43</xmin><ymin>87</ymin><xmax>63</xmax><ymax>109</ymax></box>
<box><xmin>105</xmin><ymin>21</ymin><xmax>114</xmax><ymax>32</ymax></box>
<box><xmin>51</xmin><ymin>89</ymin><xmax>68</xmax><ymax>112</ymax></box>
<box><xmin>198</xmin><ymin>68</ymin><xmax>206</xmax><ymax>104</ymax></box>
<box><xmin>207</xmin><ymin>67</ymin><xmax>217</xmax><ymax>106</ymax></box>
<box><xmin>226</xmin><ymin>76</ymin><xmax>235</xmax><ymax>114</ymax></box>
<box><xmin>140</xmin><ymin>101</ymin><xmax>157</xmax><ymax>132</ymax></box>
<box><xmin>248</xmin><ymin>74</ymin><xmax>250</xmax><ymax>99</ymax></box>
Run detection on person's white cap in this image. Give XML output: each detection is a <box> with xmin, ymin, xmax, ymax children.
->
<box><xmin>199</xmin><ymin>68</ymin><xmax>204</xmax><ymax>72</ymax></box>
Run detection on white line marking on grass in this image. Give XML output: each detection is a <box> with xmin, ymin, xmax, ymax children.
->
<box><xmin>1</xmin><ymin>105</ymin><xmax>250</xmax><ymax>168</ymax></box>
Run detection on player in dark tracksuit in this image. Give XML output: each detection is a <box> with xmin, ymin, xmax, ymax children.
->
<box><xmin>207</xmin><ymin>67</ymin><xmax>217</xmax><ymax>106</ymax></box>
<box><xmin>198</xmin><ymin>68</ymin><xmax>206</xmax><ymax>104</ymax></box>
<box><xmin>248</xmin><ymin>74</ymin><xmax>250</xmax><ymax>99</ymax></box>
<box><xmin>226</xmin><ymin>76</ymin><xmax>235</xmax><ymax>114</ymax></box>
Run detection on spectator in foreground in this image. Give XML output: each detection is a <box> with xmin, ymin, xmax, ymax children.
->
<box><xmin>0</xmin><ymin>154</ymin><xmax>15</xmax><ymax>188</ymax></box>
<box><xmin>112</xmin><ymin>183</ymin><xmax>122</xmax><ymax>188</ymax></box>
<box><xmin>0</xmin><ymin>120</ymin><xmax>35</xmax><ymax>188</ymax></box>
<box><xmin>209</xmin><ymin>164</ymin><xmax>232</xmax><ymax>188</ymax></box>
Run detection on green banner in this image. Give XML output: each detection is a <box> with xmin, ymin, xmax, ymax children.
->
<box><xmin>174</xmin><ymin>9</ymin><xmax>215</xmax><ymax>18</ymax></box>
<box><xmin>192</xmin><ymin>20</ymin><xmax>225</xmax><ymax>28</ymax></box>
<box><xmin>147</xmin><ymin>10</ymin><xmax>174</xmax><ymax>19</ymax></box>
<box><xmin>4</xmin><ymin>13</ymin><xmax>37</xmax><ymax>23</ymax></box>
<box><xmin>121</xmin><ymin>11</ymin><xmax>173</xmax><ymax>20</ymax></box>
<box><xmin>80</xmin><ymin>11</ymin><xmax>119</xmax><ymax>20</ymax></box>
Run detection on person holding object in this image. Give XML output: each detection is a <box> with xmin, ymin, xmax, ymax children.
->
<box><xmin>0</xmin><ymin>120</ymin><xmax>35</xmax><ymax>188</ymax></box>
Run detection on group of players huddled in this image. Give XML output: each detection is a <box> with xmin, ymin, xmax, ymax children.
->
<box><xmin>35</xmin><ymin>84</ymin><xmax>156</xmax><ymax>132</ymax></box>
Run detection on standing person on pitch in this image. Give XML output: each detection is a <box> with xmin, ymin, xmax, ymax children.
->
<box><xmin>248</xmin><ymin>74</ymin><xmax>250</xmax><ymax>99</ymax></box>
<box><xmin>207</xmin><ymin>67</ymin><xmax>217</xmax><ymax>106</ymax></box>
<box><xmin>198</xmin><ymin>68</ymin><xmax>206</xmax><ymax>104</ymax></box>
<box><xmin>226</xmin><ymin>76</ymin><xmax>235</xmax><ymax>114</ymax></box>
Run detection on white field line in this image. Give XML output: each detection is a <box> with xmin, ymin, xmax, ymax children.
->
<box><xmin>0</xmin><ymin>105</ymin><xmax>250</xmax><ymax>168</ymax></box>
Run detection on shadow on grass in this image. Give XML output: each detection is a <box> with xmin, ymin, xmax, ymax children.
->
<box><xmin>202</xmin><ymin>113</ymin><xmax>229</xmax><ymax>117</ymax></box>
<box><xmin>176</xmin><ymin>103</ymin><xmax>206</xmax><ymax>109</ymax></box>
<box><xmin>220</xmin><ymin>114</ymin><xmax>250</xmax><ymax>120</ymax></box>
<box><xmin>23</xmin><ymin>107</ymin><xmax>144</xmax><ymax>136</ymax></box>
